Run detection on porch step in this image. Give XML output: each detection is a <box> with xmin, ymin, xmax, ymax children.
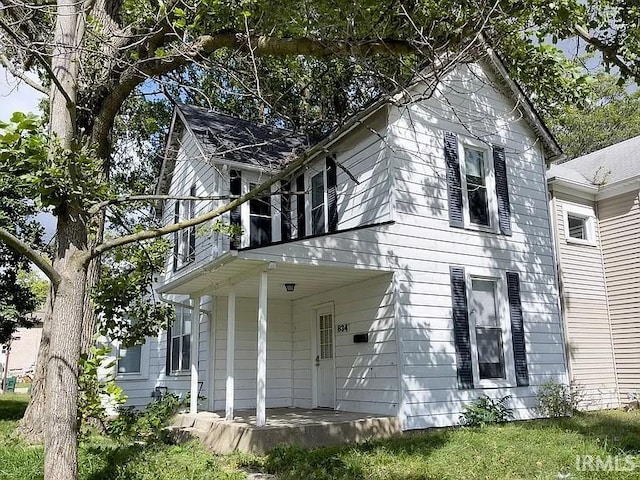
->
<box><xmin>171</xmin><ymin>409</ymin><xmax>403</xmax><ymax>454</ymax></box>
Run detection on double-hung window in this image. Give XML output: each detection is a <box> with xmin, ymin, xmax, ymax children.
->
<box><xmin>445</xmin><ymin>132</ymin><xmax>511</xmax><ymax>235</ymax></box>
<box><xmin>169</xmin><ymin>306</ymin><xmax>191</xmax><ymax>373</ymax></box>
<box><xmin>463</xmin><ymin>147</ymin><xmax>491</xmax><ymax>227</ymax></box>
<box><xmin>116</xmin><ymin>343</ymin><xmax>144</xmax><ymax>375</ymax></box>
<box><xmin>249</xmin><ymin>183</ymin><xmax>272</xmax><ymax>247</ymax></box>
<box><xmin>173</xmin><ymin>185</ymin><xmax>196</xmax><ymax>270</ymax></box>
<box><xmin>450</xmin><ymin>266</ymin><xmax>529</xmax><ymax>389</ymax></box>
<box><xmin>311</xmin><ymin>172</ymin><xmax>325</xmax><ymax>235</ymax></box>
<box><xmin>469</xmin><ymin>279</ymin><xmax>506</xmax><ymax>381</ymax></box>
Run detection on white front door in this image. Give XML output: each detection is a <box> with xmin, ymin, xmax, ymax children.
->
<box><xmin>315</xmin><ymin>307</ymin><xmax>336</xmax><ymax>409</ymax></box>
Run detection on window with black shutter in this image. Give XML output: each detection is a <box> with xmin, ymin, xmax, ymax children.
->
<box><xmin>296</xmin><ymin>175</ymin><xmax>306</xmax><ymax>238</ymax></box>
<box><xmin>229</xmin><ymin>170</ymin><xmax>242</xmax><ymax>249</ymax></box>
<box><xmin>249</xmin><ymin>182</ymin><xmax>272</xmax><ymax>247</ymax></box>
<box><xmin>444</xmin><ymin>133</ymin><xmax>512</xmax><ymax>234</ymax></box>
<box><xmin>173</xmin><ymin>185</ymin><xmax>196</xmax><ymax>269</ymax></box>
<box><xmin>281</xmin><ymin>180</ymin><xmax>292</xmax><ymax>241</ymax></box>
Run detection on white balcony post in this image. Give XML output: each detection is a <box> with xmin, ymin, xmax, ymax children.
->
<box><xmin>225</xmin><ymin>288</ymin><xmax>236</xmax><ymax>420</ymax></box>
<box><xmin>190</xmin><ymin>295</ymin><xmax>201</xmax><ymax>414</ymax></box>
<box><xmin>256</xmin><ymin>270</ymin><xmax>268</xmax><ymax>427</ymax></box>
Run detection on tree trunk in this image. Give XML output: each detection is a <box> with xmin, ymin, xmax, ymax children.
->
<box><xmin>14</xmin><ymin>288</ymin><xmax>53</xmax><ymax>443</ymax></box>
<box><xmin>44</xmin><ymin>212</ymin><xmax>88</xmax><ymax>480</ymax></box>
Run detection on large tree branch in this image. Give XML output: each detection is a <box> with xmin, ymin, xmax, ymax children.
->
<box><xmin>0</xmin><ymin>226</ymin><xmax>61</xmax><ymax>286</ymax></box>
<box><xmin>88</xmin><ymin>149</ymin><xmax>313</xmax><ymax>260</ymax></box>
<box><xmin>0</xmin><ymin>52</ymin><xmax>48</xmax><ymax>94</ymax></box>
<box><xmin>574</xmin><ymin>24</ymin><xmax>636</xmax><ymax>81</ymax></box>
<box><xmin>87</xmin><ymin>194</ymin><xmax>231</xmax><ymax>215</ymax></box>
<box><xmin>90</xmin><ymin>33</ymin><xmax>417</xmax><ymax>158</ymax></box>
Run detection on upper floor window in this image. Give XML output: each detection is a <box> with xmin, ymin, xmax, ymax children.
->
<box><xmin>463</xmin><ymin>147</ymin><xmax>491</xmax><ymax>227</ymax></box>
<box><xmin>311</xmin><ymin>172</ymin><xmax>325</xmax><ymax>235</ymax></box>
<box><xmin>173</xmin><ymin>185</ymin><xmax>196</xmax><ymax>270</ymax></box>
<box><xmin>445</xmin><ymin>132</ymin><xmax>511</xmax><ymax>235</ymax></box>
<box><xmin>563</xmin><ymin>204</ymin><xmax>596</xmax><ymax>245</ymax></box>
<box><xmin>249</xmin><ymin>183</ymin><xmax>272</xmax><ymax>247</ymax></box>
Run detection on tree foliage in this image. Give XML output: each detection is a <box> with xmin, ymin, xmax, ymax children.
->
<box><xmin>2</xmin><ymin>1</ymin><xmax>640</xmax><ymax>479</ymax></box>
<box><xmin>550</xmin><ymin>72</ymin><xmax>640</xmax><ymax>159</ymax></box>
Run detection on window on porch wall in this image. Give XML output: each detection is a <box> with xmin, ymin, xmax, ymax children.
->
<box><xmin>311</xmin><ymin>172</ymin><xmax>325</xmax><ymax>235</ymax></box>
<box><xmin>169</xmin><ymin>306</ymin><xmax>191</xmax><ymax>373</ymax></box>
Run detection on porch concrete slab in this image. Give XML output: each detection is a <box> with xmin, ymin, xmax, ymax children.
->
<box><xmin>173</xmin><ymin>408</ymin><xmax>402</xmax><ymax>454</ymax></box>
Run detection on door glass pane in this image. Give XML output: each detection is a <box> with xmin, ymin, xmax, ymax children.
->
<box><xmin>319</xmin><ymin>313</ymin><xmax>333</xmax><ymax>360</ymax></box>
<box><xmin>118</xmin><ymin>345</ymin><xmax>142</xmax><ymax>374</ymax></box>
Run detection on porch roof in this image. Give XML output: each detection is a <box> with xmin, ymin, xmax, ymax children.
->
<box><xmin>156</xmin><ymin>250</ymin><xmax>393</xmax><ymax>299</ymax></box>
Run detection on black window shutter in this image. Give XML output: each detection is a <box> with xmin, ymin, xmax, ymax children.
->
<box><xmin>281</xmin><ymin>180</ymin><xmax>291</xmax><ymax>241</ymax></box>
<box><xmin>444</xmin><ymin>132</ymin><xmax>464</xmax><ymax>228</ymax></box>
<box><xmin>450</xmin><ymin>266</ymin><xmax>474</xmax><ymax>389</ymax></box>
<box><xmin>493</xmin><ymin>147</ymin><xmax>512</xmax><ymax>236</ymax></box>
<box><xmin>296</xmin><ymin>175</ymin><xmax>306</xmax><ymax>238</ymax></box>
<box><xmin>507</xmin><ymin>272</ymin><xmax>529</xmax><ymax>386</ymax></box>
<box><xmin>326</xmin><ymin>156</ymin><xmax>338</xmax><ymax>232</ymax></box>
<box><xmin>188</xmin><ymin>185</ymin><xmax>196</xmax><ymax>260</ymax></box>
<box><xmin>229</xmin><ymin>170</ymin><xmax>241</xmax><ymax>249</ymax></box>
<box><xmin>165</xmin><ymin>325</ymin><xmax>172</xmax><ymax>374</ymax></box>
<box><xmin>172</xmin><ymin>201</ymin><xmax>179</xmax><ymax>271</ymax></box>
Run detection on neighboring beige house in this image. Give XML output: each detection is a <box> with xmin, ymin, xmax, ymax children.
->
<box><xmin>1</xmin><ymin>311</ymin><xmax>45</xmax><ymax>379</ymax></box>
<box><xmin>548</xmin><ymin>137</ymin><xmax>640</xmax><ymax>408</ymax></box>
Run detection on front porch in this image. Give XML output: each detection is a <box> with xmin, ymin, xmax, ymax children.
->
<box><xmin>172</xmin><ymin>407</ymin><xmax>402</xmax><ymax>453</ymax></box>
<box><xmin>157</xmin><ymin>242</ymin><xmax>399</xmax><ymax>431</ymax></box>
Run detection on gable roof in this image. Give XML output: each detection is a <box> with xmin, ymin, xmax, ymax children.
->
<box><xmin>176</xmin><ymin>104</ymin><xmax>308</xmax><ymax>169</ymax></box>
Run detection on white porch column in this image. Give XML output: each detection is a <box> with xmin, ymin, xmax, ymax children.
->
<box><xmin>256</xmin><ymin>270</ymin><xmax>268</xmax><ymax>427</ymax></box>
<box><xmin>225</xmin><ymin>288</ymin><xmax>236</xmax><ymax>420</ymax></box>
<box><xmin>190</xmin><ymin>295</ymin><xmax>201</xmax><ymax>414</ymax></box>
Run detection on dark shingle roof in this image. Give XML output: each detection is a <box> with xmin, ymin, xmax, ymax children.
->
<box><xmin>177</xmin><ymin>104</ymin><xmax>308</xmax><ymax>168</ymax></box>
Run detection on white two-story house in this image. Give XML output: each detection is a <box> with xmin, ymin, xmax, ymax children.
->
<box><xmin>115</xmin><ymin>48</ymin><xmax>568</xmax><ymax>432</ymax></box>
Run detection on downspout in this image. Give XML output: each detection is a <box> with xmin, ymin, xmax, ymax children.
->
<box><xmin>546</xmin><ymin>182</ymin><xmax>572</xmax><ymax>386</ymax></box>
<box><xmin>595</xmin><ymin>200</ymin><xmax>621</xmax><ymax>407</ymax></box>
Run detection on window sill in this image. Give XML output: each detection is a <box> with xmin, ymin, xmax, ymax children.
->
<box><xmin>565</xmin><ymin>237</ymin><xmax>597</xmax><ymax>247</ymax></box>
<box><xmin>116</xmin><ymin>373</ymin><xmax>149</xmax><ymax>381</ymax></box>
<box><xmin>464</xmin><ymin>223</ymin><xmax>499</xmax><ymax>235</ymax></box>
<box><xmin>169</xmin><ymin>371</ymin><xmax>191</xmax><ymax>377</ymax></box>
<box><xmin>476</xmin><ymin>379</ymin><xmax>514</xmax><ymax>389</ymax></box>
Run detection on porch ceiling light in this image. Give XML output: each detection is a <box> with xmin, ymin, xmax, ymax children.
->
<box><xmin>284</xmin><ymin>283</ymin><xmax>296</xmax><ymax>292</ymax></box>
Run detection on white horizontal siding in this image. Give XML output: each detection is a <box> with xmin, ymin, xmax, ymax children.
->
<box><xmin>212</xmin><ymin>297</ymin><xmax>292</xmax><ymax>411</ymax></box>
<box><xmin>389</xmin><ymin>62</ymin><xmax>566</xmax><ymax>429</ymax></box>
<box><xmin>292</xmin><ymin>275</ymin><xmax>399</xmax><ymax>416</ymax></box>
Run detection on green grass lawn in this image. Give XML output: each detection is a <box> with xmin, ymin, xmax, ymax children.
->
<box><xmin>2</xmin><ymin>394</ymin><xmax>640</xmax><ymax>479</ymax></box>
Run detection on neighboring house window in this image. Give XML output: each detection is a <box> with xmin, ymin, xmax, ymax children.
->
<box><xmin>563</xmin><ymin>204</ymin><xmax>596</xmax><ymax>245</ymax></box>
<box><xmin>167</xmin><ymin>306</ymin><xmax>191</xmax><ymax>373</ymax></box>
<box><xmin>450</xmin><ymin>266</ymin><xmax>529</xmax><ymax>389</ymax></box>
<box><xmin>311</xmin><ymin>171</ymin><xmax>325</xmax><ymax>235</ymax></box>
<box><xmin>173</xmin><ymin>185</ymin><xmax>196</xmax><ymax>270</ymax></box>
<box><xmin>249</xmin><ymin>183</ymin><xmax>272</xmax><ymax>247</ymax></box>
<box><xmin>445</xmin><ymin>132</ymin><xmax>512</xmax><ymax>235</ymax></box>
